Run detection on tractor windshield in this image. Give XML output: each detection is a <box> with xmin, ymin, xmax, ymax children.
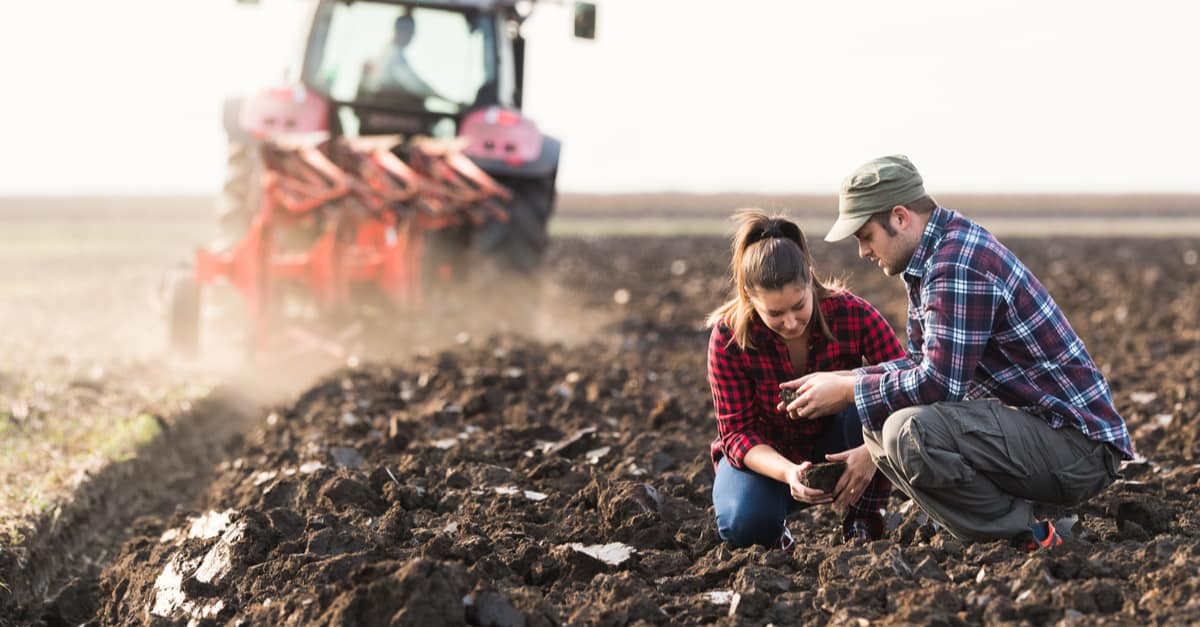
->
<box><xmin>303</xmin><ymin>2</ymin><xmax>511</xmax><ymax>120</ymax></box>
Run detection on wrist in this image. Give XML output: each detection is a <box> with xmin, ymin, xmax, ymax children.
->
<box><xmin>784</xmin><ymin>461</ymin><xmax>803</xmax><ymax>483</ymax></box>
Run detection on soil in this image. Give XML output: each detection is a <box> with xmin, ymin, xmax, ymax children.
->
<box><xmin>779</xmin><ymin>387</ymin><xmax>798</xmax><ymax>406</ymax></box>
<box><xmin>8</xmin><ymin>234</ymin><xmax>1200</xmax><ymax>625</ymax></box>
<box><xmin>800</xmin><ymin>463</ymin><xmax>847</xmax><ymax>494</ymax></box>
<box><xmin>1</xmin><ymin>391</ymin><xmax>258</xmax><ymax>627</ymax></box>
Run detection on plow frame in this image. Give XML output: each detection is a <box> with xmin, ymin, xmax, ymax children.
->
<box><xmin>189</xmin><ymin>136</ymin><xmax>512</xmax><ymax>356</ymax></box>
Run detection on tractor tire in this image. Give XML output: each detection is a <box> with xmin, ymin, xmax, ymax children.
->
<box><xmin>478</xmin><ymin>173</ymin><xmax>556</xmax><ymax>274</ymax></box>
<box><xmin>215</xmin><ymin>140</ymin><xmax>263</xmax><ymax>252</ymax></box>
<box><xmin>168</xmin><ymin>268</ymin><xmax>201</xmax><ymax>358</ymax></box>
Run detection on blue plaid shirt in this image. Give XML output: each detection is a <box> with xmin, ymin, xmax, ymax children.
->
<box><xmin>853</xmin><ymin>207</ymin><xmax>1134</xmax><ymax>459</ymax></box>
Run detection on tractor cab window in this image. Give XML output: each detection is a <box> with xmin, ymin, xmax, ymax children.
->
<box><xmin>305</xmin><ymin>2</ymin><xmax>509</xmax><ymax>116</ymax></box>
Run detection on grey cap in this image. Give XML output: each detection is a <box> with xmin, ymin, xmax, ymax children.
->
<box><xmin>825</xmin><ymin>155</ymin><xmax>926</xmax><ymax>242</ymax></box>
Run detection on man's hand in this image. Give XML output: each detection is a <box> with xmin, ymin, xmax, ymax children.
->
<box><xmin>787</xmin><ymin>461</ymin><xmax>834</xmax><ymax>505</ymax></box>
<box><xmin>827</xmin><ymin>445</ymin><xmax>877</xmax><ymax>511</ymax></box>
<box><xmin>778</xmin><ymin>372</ymin><xmax>856</xmax><ymax>419</ymax></box>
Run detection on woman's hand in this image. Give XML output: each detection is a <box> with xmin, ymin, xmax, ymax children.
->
<box><xmin>787</xmin><ymin>461</ymin><xmax>834</xmax><ymax>505</ymax></box>
<box><xmin>777</xmin><ymin>372</ymin><xmax>855</xmax><ymax>419</ymax></box>
<box><xmin>827</xmin><ymin>445</ymin><xmax>877</xmax><ymax>511</ymax></box>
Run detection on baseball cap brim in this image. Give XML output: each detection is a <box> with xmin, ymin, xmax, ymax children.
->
<box><xmin>824</xmin><ymin>214</ymin><xmax>871</xmax><ymax>243</ymax></box>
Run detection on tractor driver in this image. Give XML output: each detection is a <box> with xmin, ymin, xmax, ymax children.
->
<box><xmin>361</xmin><ymin>12</ymin><xmax>444</xmax><ymax>106</ymax></box>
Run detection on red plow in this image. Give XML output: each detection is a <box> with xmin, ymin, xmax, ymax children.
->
<box><xmin>171</xmin><ymin>135</ymin><xmax>513</xmax><ymax>359</ymax></box>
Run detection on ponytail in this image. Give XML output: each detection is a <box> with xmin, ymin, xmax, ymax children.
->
<box><xmin>706</xmin><ymin>209</ymin><xmax>840</xmax><ymax>350</ymax></box>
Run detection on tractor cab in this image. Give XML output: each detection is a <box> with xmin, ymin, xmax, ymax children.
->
<box><xmin>301</xmin><ymin>1</ymin><xmax>524</xmax><ymax>139</ymax></box>
<box><xmin>233</xmin><ymin>0</ymin><xmax>593</xmax><ymax>176</ymax></box>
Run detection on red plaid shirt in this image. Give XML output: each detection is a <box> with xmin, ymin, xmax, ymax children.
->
<box><xmin>708</xmin><ymin>290</ymin><xmax>904</xmax><ymax>524</ymax></box>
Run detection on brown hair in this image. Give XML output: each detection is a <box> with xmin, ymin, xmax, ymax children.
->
<box><xmin>706</xmin><ymin>209</ymin><xmax>840</xmax><ymax>350</ymax></box>
<box><xmin>867</xmin><ymin>195</ymin><xmax>938</xmax><ymax>236</ymax></box>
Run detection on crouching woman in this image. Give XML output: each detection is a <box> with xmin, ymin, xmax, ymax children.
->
<box><xmin>707</xmin><ymin>210</ymin><xmax>904</xmax><ymax>547</ymax></box>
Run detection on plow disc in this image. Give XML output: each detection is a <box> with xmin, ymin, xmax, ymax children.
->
<box><xmin>183</xmin><ymin>135</ymin><xmax>514</xmax><ymax>358</ymax></box>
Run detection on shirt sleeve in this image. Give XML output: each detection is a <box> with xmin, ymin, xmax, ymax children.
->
<box><xmin>707</xmin><ymin>325</ymin><xmax>767</xmax><ymax>469</ymax></box>
<box><xmin>853</xmin><ymin>263</ymin><xmax>1001</xmax><ymax>430</ymax></box>
<box><xmin>857</xmin><ymin>356</ymin><xmax>917</xmax><ymax>376</ymax></box>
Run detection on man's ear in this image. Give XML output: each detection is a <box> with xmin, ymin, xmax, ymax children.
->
<box><xmin>890</xmin><ymin>204</ymin><xmax>909</xmax><ymax>230</ymax></box>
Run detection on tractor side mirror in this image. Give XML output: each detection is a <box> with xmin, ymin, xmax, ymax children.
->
<box><xmin>573</xmin><ymin>2</ymin><xmax>596</xmax><ymax>40</ymax></box>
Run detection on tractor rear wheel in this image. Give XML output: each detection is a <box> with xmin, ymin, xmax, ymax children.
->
<box><xmin>479</xmin><ymin>172</ymin><xmax>556</xmax><ymax>274</ymax></box>
<box><xmin>168</xmin><ymin>268</ymin><xmax>201</xmax><ymax>358</ymax></box>
<box><xmin>215</xmin><ymin>140</ymin><xmax>262</xmax><ymax>251</ymax></box>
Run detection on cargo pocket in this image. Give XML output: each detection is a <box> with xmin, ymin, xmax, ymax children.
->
<box><xmin>952</xmin><ymin>401</ymin><xmax>1026</xmax><ymax>477</ymax></box>
<box><xmin>902</xmin><ymin>409</ymin><xmax>974</xmax><ymax>489</ymax></box>
<box><xmin>1052</xmin><ymin>442</ymin><xmax>1117</xmax><ymax>506</ymax></box>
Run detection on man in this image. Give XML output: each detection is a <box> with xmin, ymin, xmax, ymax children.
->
<box><xmin>361</xmin><ymin>13</ymin><xmax>441</xmax><ymax>104</ymax></box>
<box><xmin>781</xmin><ymin>155</ymin><xmax>1132</xmax><ymax>547</ymax></box>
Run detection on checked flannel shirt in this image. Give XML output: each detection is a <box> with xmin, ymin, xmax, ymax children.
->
<box><xmin>708</xmin><ymin>290</ymin><xmax>905</xmax><ymax>526</ymax></box>
<box><xmin>853</xmin><ymin>206</ymin><xmax>1134</xmax><ymax>459</ymax></box>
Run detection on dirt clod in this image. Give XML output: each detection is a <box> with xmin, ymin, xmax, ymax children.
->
<box><xmin>801</xmin><ymin>461</ymin><xmax>846</xmax><ymax>493</ymax></box>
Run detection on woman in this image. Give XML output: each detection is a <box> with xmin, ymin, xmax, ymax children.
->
<box><xmin>707</xmin><ymin>210</ymin><xmax>904</xmax><ymax>547</ymax></box>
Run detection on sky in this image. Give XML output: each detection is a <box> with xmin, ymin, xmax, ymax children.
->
<box><xmin>1</xmin><ymin>0</ymin><xmax>1198</xmax><ymax>195</ymax></box>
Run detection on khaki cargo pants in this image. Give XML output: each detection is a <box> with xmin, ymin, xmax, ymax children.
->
<box><xmin>863</xmin><ymin>399</ymin><xmax>1121</xmax><ymax>541</ymax></box>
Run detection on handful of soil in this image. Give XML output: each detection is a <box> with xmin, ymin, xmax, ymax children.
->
<box><xmin>779</xmin><ymin>387</ymin><xmax>798</xmax><ymax>405</ymax></box>
<box><xmin>800</xmin><ymin>461</ymin><xmax>846</xmax><ymax>493</ymax></box>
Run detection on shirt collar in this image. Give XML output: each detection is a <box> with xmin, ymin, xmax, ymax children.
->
<box><xmin>903</xmin><ymin>206</ymin><xmax>950</xmax><ymax>280</ymax></box>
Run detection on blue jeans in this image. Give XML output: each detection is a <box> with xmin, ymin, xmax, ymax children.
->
<box><xmin>712</xmin><ymin>410</ymin><xmax>863</xmax><ymax>547</ymax></box>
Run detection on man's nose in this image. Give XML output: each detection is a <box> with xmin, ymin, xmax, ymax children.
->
<box><xmin>857</xmin><ymin>240</ymin><xmax>870</xmax><ymax>259</ymax></box>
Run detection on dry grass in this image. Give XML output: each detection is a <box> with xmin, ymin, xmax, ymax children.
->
<box><xmin>0</xmin><ymin>364</ymin><xmax>217</xmax><ymax>545</ymax></box>
<box><xmin>0</xmin><ymin>200</ymin><xmax>221</xmax><ymax>545</ymax></box>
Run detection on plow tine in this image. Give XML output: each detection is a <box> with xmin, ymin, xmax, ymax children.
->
<box><xmin>299</xmin><ymin>147</ymin><xmax>352</xmax><ymax>189</ymax></box>
<box><xmin>264</xmin><ymin>145</ymin><xmax>354</xmax><ymax>214</ymax></box>
<box><xmin>371</xmin><ymin>150</ymin><xmax>423</xmax><ymax>191</ymax></box>
<box><xmin>443</xmin><ymin>151</ymin><xmax>513</xmax><ymax>202</ymax></box>
<box><xmin>461</xmin><ymin>206</ymin><xmax>488</xmax><ymax>226</ymax></box>
<box><xmin>481</xmin><ymin>199</ymin><xmax>510</xmax><ymax>222</ymax></box>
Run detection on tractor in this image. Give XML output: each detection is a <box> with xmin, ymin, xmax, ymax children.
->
<box><xmin>169</xmin><ymin>0</ymin><xmax>596</xmax><ymax>358</ymax></box>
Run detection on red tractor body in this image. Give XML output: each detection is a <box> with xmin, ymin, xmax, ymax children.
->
<box><xmin>173</xmin><ymin>0</ymin><xmax>593</xmax><ymax>357</ymax></box>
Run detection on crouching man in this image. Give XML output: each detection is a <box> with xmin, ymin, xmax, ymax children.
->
<box><xmin>782</xmin><ymin>155</ymin><xmax>1133</xmax><ymax>548</ymax></box>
